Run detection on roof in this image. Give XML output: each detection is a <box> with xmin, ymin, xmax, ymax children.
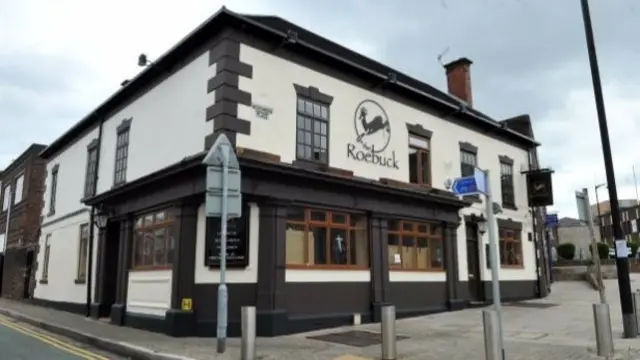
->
<box><xmin>557</xmin><ymin>217</ymin><xmax>585</xmax><ymax>228</ymax></box>
<box><xmin>2</xmin><ymin>144</ymin><xmax>47</xmax><ymax>177</ymax></box>
<box><xmin>40</xmin><ymin>7</ymin><xmax>540</xmax><ymax>159</ymax></box>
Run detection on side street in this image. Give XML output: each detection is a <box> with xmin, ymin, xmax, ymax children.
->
<box><xmin>1</xmin><ymin>277</ymin><xmax>640</xmax><ymax>360</ymax></box>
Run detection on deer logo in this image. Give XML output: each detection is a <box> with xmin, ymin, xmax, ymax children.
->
<box><xmin>353</xmin><ymin>100</ymin><xmax>391</xmax><ymax>153</ymax></box>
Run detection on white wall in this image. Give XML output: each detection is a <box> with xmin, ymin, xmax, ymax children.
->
<box><xmin>126</xmin><ymin>270</ymin><xmax>172</xmax><ymax>317</ymax></box>
<box><xmin>33</xmin><ymin>211</ymin><xmax>98</xmax><ymax>303</ymax></box>
<box><xmin>238</xmin><ymin>43</ymin><xmax>536</xmax><ymax>282</ymax></box>
<box><xmin>194</xmin><ymin>202</ymin><xmax>260</xmax><ymax>284</ymax></box>
<box><xmin>95</xmin><ymin>52</ymin><xmax>213</xmax><ymax>193</ymax></box>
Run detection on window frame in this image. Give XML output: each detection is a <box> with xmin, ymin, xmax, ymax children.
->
<box><xmin>13</xmin><ymin>173</ymin><xmax>25</xmax><ymax>205</ymax></box>
<box><xmin>285</xmin><ymin>207</ymin><xmax>369</xmax><ymax>270</ymax></box>
<box><xmin>131</xmin><ymin>209</ymin><xmax>176</xmax><ymax>271</ymax></box>
<box><xmin>76</xmin><ymin>223</ymin><xmax>90</xmax><ymax>283</ymax></box>
<box><xmin>113</xmin><ymin>128</ymin><xmax>130</xmax><ymax>186</ymax></box>
<box><xmin>40</xmin><ymin>234</ymin><xmax>52</xmax><ymax>283</ymax></box>
<box><xmin>84</xmin><ymin>144</ymin><xmax>99</xmax><ymax>198</ymax></box>
<box><xmin>49</xmin><ymin>165</ymin><xmax>59</xmax><ymax>215</ymax></box>
<box><xmin>499</xmin><ymin>227</ymin><xmax>523</xmax><ymax>268</ymax></box>
<box><xmin>500</xmin><ymin>162</ymin><xmax>516</xmax><ymax>207</ymax></box>
<box><xmin>408</xmin><ymin>134</ymin><xmax>431</xmax><ymax>186</ymax></box>
<box><xmin>1</xmin><ymin>184</ymin><xmax>10</xmax><ymax>212</ymax></box>
<box><xmin>295</xmin><ymin>96</ymin><xmax>330</xmax><ymax>165</ymax></box>
<box><xmin>460</xmin><ymin>150</ymin><xmax>477</xmax><ymax>177</ymax></box>
<box><xmin>387</xmin><ymin>220</ymin><xmax>445</xmax><ymax>272</ymax></box>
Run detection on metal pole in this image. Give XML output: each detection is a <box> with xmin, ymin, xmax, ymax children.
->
<box><xmin>580</xmin><ymin>0</ymin><xmax>637</xmax><ymax>338</ymax></box>
<box><xmin>593</xmin><ymin>303</ymin><xmax>614</xmax><ymax>357</ymax></box>
<box><xmin>216</xmin><ymin>147</ymin><xmax>229</xmax><ymax>353</ymax></box>
<box><xmin>633</xmin><ymin>291</ymin><xmax>640</xmax><ymax>333</ymax></box>
<box><xmin>484</xmin><ymin>170</ymin><xmax>505</xmax><ymax>359</ymax></box>
<box><xmin>483</xmin><ymin>309</ymin><xmax>501</xmax><ymax>360</ymax></box>
<box><xmin>381</xmin><ymin>305</ymin><xmax>397</xmax><ymax>360</ymax></box>
<box><xmin>584</xmin><ymin>188</ymin><xmax>607</xmax><ymax>304</ymax></box>
<box><xmin>595</xmin><ymin>186</ymin><xmax>604</xmax><ymax>242</ymax></box>
<box><xmin>241</xmin><ymin>306</ymin><xmax>256</xmax><ymax>360</ymax></box>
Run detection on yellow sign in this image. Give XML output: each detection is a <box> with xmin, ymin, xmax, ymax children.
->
<box><xmin>181</xmin><ymin>298</ymin><xmax>193</xmax><ymax>311</ymax></box>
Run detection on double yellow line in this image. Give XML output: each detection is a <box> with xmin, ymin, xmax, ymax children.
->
<box><xmin>0</xmin><ymin>315</ymin><xmax>110</xmax><ymax>360</ymax></box>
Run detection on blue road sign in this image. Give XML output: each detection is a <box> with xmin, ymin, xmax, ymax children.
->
<box><xmin>545</xmin><ymin>213</ymin><xmax>559</xmax><ymax>228</ymax></box>
<box><xmin>452</xmin><ymin>176</ymin><xmax>478</xmax><ymax>196</ymax></box>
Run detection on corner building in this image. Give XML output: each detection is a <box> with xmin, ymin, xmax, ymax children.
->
<box><xmin>33</xmin><ymin>7</ymin><xmax>552</xmax><ymax>337</ymax></box>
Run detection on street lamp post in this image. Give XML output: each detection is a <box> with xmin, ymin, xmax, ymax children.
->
<box><xmin>581</xmin><ymin>0</ymin><xmax>637</xmax><ymax>338</ymax></box>
<box><xmin>595</xmin><ymin>184</ymin><xmax>606</xmax><ymax>242</ymax></box>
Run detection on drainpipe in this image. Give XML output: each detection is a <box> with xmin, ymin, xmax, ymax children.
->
<box><xmin>85</xmin><ymin>116</ymin><xmax>104</xmax><ymax>317</ymax></box>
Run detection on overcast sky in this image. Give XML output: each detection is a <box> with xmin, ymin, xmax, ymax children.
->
<box><xmin>1</xmin><ymin>0</ymin><xmax>639</xmax><ymax>217</ymax></box>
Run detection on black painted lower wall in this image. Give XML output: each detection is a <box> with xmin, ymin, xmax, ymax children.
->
<box><xmin>30</xmin><ymin>279</ymin><xmax>539</xmax><ymax>337</ymax></box>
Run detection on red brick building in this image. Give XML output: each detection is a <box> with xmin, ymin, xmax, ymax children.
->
<box><xmin>0</xmin><ymin>144</ymin><xmax>47</xmax><ymax>299</ymax></box>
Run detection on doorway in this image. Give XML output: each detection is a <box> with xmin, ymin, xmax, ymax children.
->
<box><xmin>465</xmin><ymin>222</ymin><xmax>482</xmax><ymax>302</ymax></box>
<box><xmin>100</xmin><ymin>222</ymin><xmax>121</xmax><ymax>319</ymax></box>
<box><xmin>23</xmin><ymin>250</ymin><xmax>34</xmax><ymax>299</ymax></box>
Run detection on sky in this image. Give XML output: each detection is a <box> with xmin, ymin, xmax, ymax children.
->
<box><xmin>1</xmin><ymin>0</ymin><xmax>639</xmax><ymax>218</ymax></box>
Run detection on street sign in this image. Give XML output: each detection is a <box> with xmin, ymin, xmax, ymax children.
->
<box><xmin>545</xmin><ymin>213</ymin><xmax>559</xmax><ymax>228</ymax></box>
<box><xmin>452</xmin><ymin>167</ymin><xmax>487</xmax><ymax>196</ymax></box>
<box><xmin>203</xmin><ymin>134</ymin><xmax>242</xmax><ymax>218</ymax></box>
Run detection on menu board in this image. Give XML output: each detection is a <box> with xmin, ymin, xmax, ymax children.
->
<box><xmin>205</xmin><ymin>212</ymin><xmax>249</xmax><ymax>268</ymax></box>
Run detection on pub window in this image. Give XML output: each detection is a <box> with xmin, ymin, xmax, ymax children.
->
<box><xmin>499</xmin><ymin>228</ymin><xmax>522</xmax><ymax>267</ymax></box>
<box><xmin>387</xmin><ymin>220</ymin><xmax>444</xmax><ymax>271</ymax></box>
<box><xmin>408</xmin><ymin>134</ymin><xmax>430</xmax><ymax>185</ymax></box>
<box><xmin>41</xmin><ymin>234</ymin><xmax>52</xmax><ymax>282</ymax></box>
<box><xmin>500</xmin><ymin>162</ymin><xmax>515</xmax><ymax>207</ymax></box>
<box><xmin>1</xmin><ymin>184</ymin><xmax>10</xmax><ymax>212</ymax></box>
<box><xmin>114</xmin><ymin>126</ymin><xmax>130</xmax><ymax>185</ymax></box>
<box><xmin>49</xmin><ymin>165</ymin><xmax>58</xmax><ymax>215</ymax></box>
<box><xmin>296</xmin><ymin>96</ymin><xmax>329</xmax><ymax>164</ymax></box>
<box><xmin>76</xmin><ymin>224</ymin><xmax>89</xmax><ymax>281</ymax></box>
<box><xmin>460</xmin><ymin>150</ymin><xmax>477</xmax><ymax>177</ymax></box>
<box><xmin>132</xmin><ymin>209</ymin><xmax>176</xmax><ymax>270</ymax></box>
<box><xmin>285</xmin><ymin>207</ymin><xmax>368</xmax><ymax>268</ymax></box>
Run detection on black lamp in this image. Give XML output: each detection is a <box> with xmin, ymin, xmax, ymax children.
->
<box><xmin>94</xmin><ymin>206</ymin><xmax>110</xmax><ymax>229</ymax></box>
<box><xmin>476</xmin><ymin>214</ymin><xmax>488</xmax><ymax>236</ymax></box>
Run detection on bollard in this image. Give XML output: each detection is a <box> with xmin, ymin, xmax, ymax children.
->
<box><xmin>483</xmin><ymin>309</ymin><xmax>501</xmax><ymax>360</ymax></box>
<box><xmin>381</xmin><ymin>305</ymin><xmax>397</xmax><ymax>360</ymax></box>
<box><xmin>241</xmin><ymin>306</ymin><xmax>257</xmax><ymax>360</ymax></box>
<box><xmin>634</xmin><ymin>291</ymin><xmax>640</xmax><ymax>333</ymax></box>
<box><xmin>593</xmin><ymin>303</ymin><xmax>614</xmax><ymax>357</ymax></box>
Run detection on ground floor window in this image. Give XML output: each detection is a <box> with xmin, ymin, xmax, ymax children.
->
<box><xmin>41</xmin><ymin>234</ymin><xmax>51</xmax><ymax>281</ymax></box>
<box><xmin>285</xmin><ymin>207</ymin><xmax>368</xmax><ymax>268</ymax></box>
<box><xmin>76</xmin><ymin>224</ymin><xmax>89</xmax><ymax>281</ymax></box>
<box><xmin>132</xmin><ymin>209</ymin><xmax>176</xmax><ymax>270</ymax></box>
<box><xmin>499</xmin><ymin>228</ymin><xmax>522</xmax><ymax>267</ymax></box>
<box><xmin>387</xmin><ymin>220</ymin><xmax>444</xmax><ymax>271</ymax></box>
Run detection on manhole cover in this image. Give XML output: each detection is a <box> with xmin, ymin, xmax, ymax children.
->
<box><xmin>504</xmin><ymin>302</ymin><xmax>558</xmax><ymax>309</ymax></box>
<box><xmin>307</xmin><ymin>330</ymin><xmax>410</xmax><ymax>347</ymax></box>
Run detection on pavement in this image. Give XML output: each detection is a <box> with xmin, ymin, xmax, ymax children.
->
<box><xmin>3</xmin><ymin>277</ymin><xmax>640</xmax><ymax>359</ymax></box>
<box><xmin>0</xmin><ymin>313</ymin><xmax>124</xmax><ymax>360</ymax></box>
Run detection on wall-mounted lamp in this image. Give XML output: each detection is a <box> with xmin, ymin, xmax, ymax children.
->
<box><xmin>475</xmin><ymin>214</ymin><xmax>488</xmax><ymax>236</ymax></box>
<box><xmin>93</xmin><ymin>206</ymin><xmax>111</xmax><ymax>229</ymax></box>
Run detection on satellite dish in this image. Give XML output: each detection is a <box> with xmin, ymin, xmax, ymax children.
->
<box><xmin>137</xmin><ymin>53</ymin><xmax>148</xmax><ymax>67</ymax></box>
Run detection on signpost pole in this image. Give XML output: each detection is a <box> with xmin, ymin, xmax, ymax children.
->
<box><xmin>483</xmin><ymin>169</ymin><xmax>505</xmax><ymax>360</ymax></box>
<box><xmin>216</xmin><ymin>147</ymin><xmax>229</xmax><ymax>354</ymax></box>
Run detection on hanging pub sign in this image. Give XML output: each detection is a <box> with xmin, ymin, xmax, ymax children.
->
<box><xmin>347</xmin><ymin>99</ymin><xmax>399</xmax><ymax>170</ymax></box>
<box><xmin>204</xmin><ymin>206</ymin><xmax>249</xmax><ymax>268</ymax></box>
<box><xmin>526</xmin><ymin>169</ymin><xmax>555</xmax><ymax>207</ymax></box>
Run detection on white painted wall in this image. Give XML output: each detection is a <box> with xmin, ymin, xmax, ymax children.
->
<box><xmin>126</xmin><ymin>270</ymin><xmax>172</xmax><ymax>317</ymax></box>
<box><xmin>285</xmin><ymin>269</ymin><xmax>370</xmax><ymax>282</ymax></box>
<box><xmin>33</xmin><ymin>211</ymin><xmax>98</xmax><ymax>303</ymax></box>
<box><xmin>238</xmin><ymin>43</ymin><xmax>536</xmax><ymax>283</ymax></box>
<box><xmin>95</xmin><ymin>52</ymin><xmax>213</xmax><ymax>193</ymax></box>
<box><xmin>194</xmin><ymin>202</ymin><xmax>259</xmax><ymax>284</ymax></box>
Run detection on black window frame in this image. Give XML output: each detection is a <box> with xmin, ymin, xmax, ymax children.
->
<box><xmin>48</xmin><ymin>164</ymin><xmax>59</xmax><ymax>216</ymax></box>
<box><xmin>460</xmin><ymin>150</ymin><xmax>477</xmax><ymax>177</ymax></box>
<box><xmin>500</xmin><ymin>159</ymin><xmax>516</xmax><ymax>208</ymax></box>
<box><xmin>293</xmin><ymin>84</ymin><xmax>333</xmax><ymax>166</ymax></box>
<box><xmin>114</xmin><ymin>118</ymin><xmax>132</xmax><ymax>186</ymax></box>
<box><xmin>407</xmin><ymin>124</ymin><xmax>432</xmax><ymax>186</ymax></box>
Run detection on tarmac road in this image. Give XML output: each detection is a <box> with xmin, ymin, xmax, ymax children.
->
<box><xmin>0</xmin><ymin>314</ymin><xmax>123</xmax><ymax>360</ymax></box>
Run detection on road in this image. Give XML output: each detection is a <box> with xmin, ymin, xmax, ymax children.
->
<box><xmin>0</xmin><ymin>315</ymin><xmax>123</xmax><ymax>360</ymax></box>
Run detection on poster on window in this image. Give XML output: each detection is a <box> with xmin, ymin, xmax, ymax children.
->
<box><xmin>205</xmin><ymin>210</ymin><xmax>249</xmax><ymax>268</ymax></box>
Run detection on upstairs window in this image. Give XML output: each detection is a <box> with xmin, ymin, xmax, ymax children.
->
<box><xmin>114</xmin><ymin>118</ymin><xmax>132</xmax><ymax>186</ymax></box>
<box><xmin>84</xmin><ymin>140</ymin><xmax>99</xmax><ymax>198</ymax></box>
<box><xmin>296</xmin><ymin>97</ymin><xmax>329</xmax><ymax>164</ymax></box>
<box><xmin>14</xmin><ymin>174</ymin><xmax>24</xmax><ymax>204</ymax></box>
<box><xmin>500</xmin><ymin>160</ymin><xmax>515</xmax><ymax>207</ymax></box>
<box><xmin>2</xmin><ymin>185</ymin><xmax>10</xmax><ymax>212</ymax></box>
<box><xmin>408</xmin><ymin>134</ymin><xmax>430</xmax><ymax>185</ymax></box>
<box><xmin>48</xmin><ymin>165</ymin><xmax>58</xmax><ymax>215</ymax></box>
<box><xmin>460</xmin><ymin>150</ymin><xmax>477</xmax><ymax>177</ymax></box>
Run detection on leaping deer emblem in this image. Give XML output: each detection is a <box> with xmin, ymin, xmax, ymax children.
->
<box><xmin>356</xmin><ymin>106</ymin><xmax>390</xmax><ymax>143</ymax></box>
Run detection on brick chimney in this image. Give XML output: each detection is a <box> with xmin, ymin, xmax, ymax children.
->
<box><xmin>444</xmin><ymin>57</ymin><xmax>473</xmax><ymax>106</ymax></box>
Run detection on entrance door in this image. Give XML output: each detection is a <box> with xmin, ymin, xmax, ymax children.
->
<box><xmin>465</xmin><ymin>222</ymin><xmax>482</xmax><ymax>302</ymax></box>
<box><xmin>100</xmin><ymin>222</ymin><xmax>121</xmax><ymax>318</ymax></box>
<box><xmin>23</xmin><ymin>251</ymin><xmax>34</xmax><ymax>299</ymax></box>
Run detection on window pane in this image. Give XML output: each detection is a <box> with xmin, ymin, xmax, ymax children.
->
<box><xmin>321</xmin><ymin>106</ymin><xmax>328</xmax><ymax>119</ymax></box>
<box><xmin>401</xmin><ymin>236</ymin><xmax>416</xmax><ymax>269</ymax></box>
<box><xmin>409</xmin><ymin>135</ymin><xmax>429</xmax><ymax>149</ymax></box>
<box><xmin>310</xmin><ymin>211</ymin><xmax>326</xmax><ymax>222</ymax></box>
<box><xmin>311</xmin><ymin>227</ymin><xmax>328</xmax><ymax>264</ymax></box>
<box><xmin>419</xmin><ymin>151</ymin><xmax>429</xmax><ymax>185</ymax></box>
<box><xmin>330</xmin><ymin>228</ymin><xmax>347</xmax><ymax>264</ymax></box>
<box><xmin>305</xmin><ymin>132</ymin><xmax>312</xmax><ymax>145</ymax></box>
<box><xmin>133</xmin><ymin>231</ymin><xmax>144</xmax><ymax>267</ymax></box>
<box><xmin>320</xmin><ymin>136</ymin><xmax>327</xmax><ymax>149</ymax></box>
<box><xmin>314</xmin><ymin>121</ymin><xmax>321</xmax><ymax>133</ymax></box>
<box><xmin>286</xmin><ymin>207</ymin><xmax>305</xmax><ymax>222</ymax></box>
<box><xmin>297</xmin><ymin>99</ymin><xmax>305</xmax><ymax>112</ymax></box>
<box><xmin>320</xmin><ymin>122</ymin><xmax>327</xmax><ymax>134</ymax></box>
<box><xmin>416</xmin><ymin>237</ymin><xmax>428</xmax><ymax>269</ymax></box>
<box><xmin>153</xmin><ymin>228</ymin><xmax>166</xmax><ymax>265</ymax></box>
<box><xmin>305</xmin><ymin>118</ymin><xmax>312</xmax><ymax>131</ymax></box>
<box><xmin>408</xmin><ymin>148</ymin><xmax>418</xmax><ymax>184</ymax></box>
<box><xmin>331</xmin><ymin>213</ymin><xmax>347</xmax><ymax>224</ymax></box>
<box><xmin>285</xmin><ymin>223</ymin><xmax>307</xmax><ymax>265</ymax></box>
<box><xmin>297</xmin><ymin>145</ymin><xmax>304</xmax><ymax>158</ymax></box>
<box><xmin>388</xmin><ymin>220</ymin><xmax>400</xmax><ymax>231</ymax></box>
<box><xmin>314</xmin><ymin>134</ymin><xmax>321</xmax><ymax>147</ymax></box>
<box><xmin>349</xmin><ymin>229</ymin><xmax>368</xmax><ymax>266</ymax></box>
<box><xmin>402</xmin><ymin>222</ymin><xmax>413</xmax><ymax>232</ymax></box>
<box><xmin>417</xmin><ymin>224</ymin><xmax>428</xmax><ymax>234</ymax></box>
<box><xmin>143</xmin><ymin>231</ymin><xmax>154</xmax><ymax>266</ymax></box>
<box><xmin>305</xmin><ymin>101</ymin><xmax>313</xmax><ymax>114</ymax></box>
<box><xmin>430</xmin><ymin>239</ymin><xmax>443</xmax><ymax>268</ymax></box>
<box><xmin>297</xmin><ymin>116</ymin><xmax>305</xmax><ymax>128</ymax></box>
<box><xmin>313</xmin><ymin>103</ymin><xmax>321</xmax><ymax>117</ymax></box>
